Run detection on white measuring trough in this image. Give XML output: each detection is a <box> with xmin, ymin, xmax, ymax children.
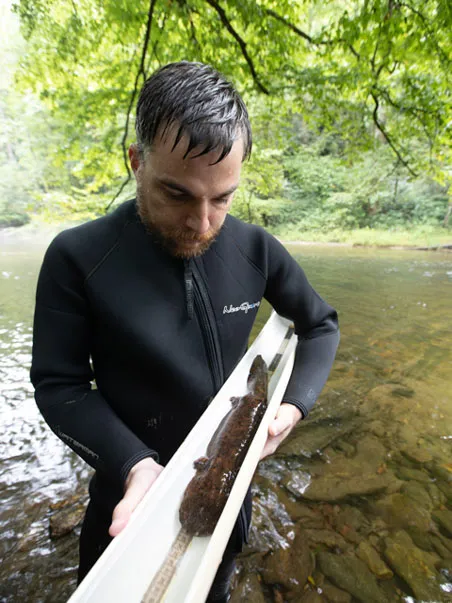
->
<box><xmin>67</xmin><ymin>312</ymin><xmax>297</xmax><ymax>603</ymax></box>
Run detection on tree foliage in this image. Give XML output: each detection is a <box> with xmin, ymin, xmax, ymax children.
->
<box><xmin>277</xmin><ymin>139</ymin><xmax>449</xmax><ymax>232</ymax></box>
<box><xmin>12</xmin><ymin>0</ymin><xmax>451</xmax><ymax>189</ymax></box>
<box><xmin>2</xmin><ymin>0</ymin><xmax>449</xmax><ymax>236</ymax></box>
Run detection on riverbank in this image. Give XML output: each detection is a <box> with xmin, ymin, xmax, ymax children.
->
<box><xmin>275</xmin><ymin>225</ymin><xmax>452</xmax><ymax>249</ymax></box>
<box><xmin>281</xmin><ymin>240</ymin><xmax>452</xmax><ymax>251</ymax></box>
<box><xmin>1</xmin><ymin>220</ymin><xmax>451</xmax><ymax>251</ymax></box>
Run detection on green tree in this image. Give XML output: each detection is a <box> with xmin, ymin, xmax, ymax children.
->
<box><xmin>10</xmin><ymin>0</ymin><xmax>452</xmax><ymax>217</ymax></box>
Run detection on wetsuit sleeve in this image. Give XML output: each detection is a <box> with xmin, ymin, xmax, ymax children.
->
<box><xmin>30</xmin><ymin>236</ymin><xmax>158</xmax><ymax>487</ymax></box>
<box><xmin>264</xmin><ymin>235</ymin><xmax>340</xmax><ymax>417</ymax></box>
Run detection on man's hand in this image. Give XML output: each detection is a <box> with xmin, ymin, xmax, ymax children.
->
<box><xmin>109</xmin><ymin>457</ymin><xmax>164</xmax><ymax>537</ymax></box>
<box><xmin>260</xmin><ymin>403</ymin><xmax>302</xmax><ymax>460</ymax></box>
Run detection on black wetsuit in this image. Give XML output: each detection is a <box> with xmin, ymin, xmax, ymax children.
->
<box><xmin>31</xmin><ymin>199</ymin><xmax>339</xmax><ymax>593</ymax></box>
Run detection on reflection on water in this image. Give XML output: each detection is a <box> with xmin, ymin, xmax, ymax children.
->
<box><xmin>1</xmin><ymin>239</ymin><xmax>451</xmax><ymax>602</ymax></box>
<box><xmin>244</xmin><ymin>247</ymin><xmax>452</xmax><ymax>603</ymax></box>
<box><xmin>0</xmin><ymin>245</ymin><xmax>91</xmax><ymax>602</ymax></box>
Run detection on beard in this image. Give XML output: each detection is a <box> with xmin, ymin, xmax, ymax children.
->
<box><xmin>137</xmin><ymin>196</ymin><xmax>221</xmax><ymax>259</ymax></box>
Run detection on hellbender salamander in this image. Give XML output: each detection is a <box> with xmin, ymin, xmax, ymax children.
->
<box><xmin>179</xmin><ymin>354</ymin><xmax>268</xmax><ymax>536</ymax></box>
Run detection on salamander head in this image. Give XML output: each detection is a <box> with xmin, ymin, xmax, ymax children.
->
<box><xmin>247</xmin><ymin>355</ymin><xmax>268</xmax><ymax>390</ymax></box>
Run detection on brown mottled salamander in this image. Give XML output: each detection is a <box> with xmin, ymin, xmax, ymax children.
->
<box><xmin>179</xmin><ymin>354</ymin><xmax>268</xmax><ymax>536</ymax></box>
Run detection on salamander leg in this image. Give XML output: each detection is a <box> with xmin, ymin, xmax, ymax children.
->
<box><xmin>194</xmin><ymin>456</ymin><xmax>210</xmax><ymax>470</ymax></box>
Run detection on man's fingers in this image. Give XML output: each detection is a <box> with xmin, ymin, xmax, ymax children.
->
<box><xmin>260</xmin><ymin>424</ymin><xmax>292</xmax><ymax>459</ymax></box>
<box><xmin>268</xmin><ymin>404</ymin><xmax>302</xmax><ymax>437</ymax></box>
<box><xmin>109</xmin><ymin>484</ymin><xmax>147</xmax><ymax>537</ymax></box>
<box><xmin>109</xmin><ymin>486</ymin><xmax>147</xmax><ymax>536</ymax></box>
<box><xmin>109</xmin><ymin>515</ymin><xmax>128</xmax><ymax>537</ymax></box>
<box><xmin>261</xmin><ymin>404</ymin><xmax>303</xmax><ymax>460</ymax></box>
<box><xmin>268</xmin><ymin>417</ymin><xmax>289</xmax><ymax>437</ymax></box>
<box><xmin>109</xmin><ymin>459</ymin><xmax>164</xmax><ymax>537</ymax></box>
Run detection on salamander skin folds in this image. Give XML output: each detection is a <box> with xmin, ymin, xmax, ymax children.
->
<box><xmin>179</xmin><ymin>355</ymin><xmax>268</xmax><ymax>536</ymax></box>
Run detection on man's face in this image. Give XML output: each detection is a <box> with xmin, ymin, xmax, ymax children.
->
<box><xmin>130</xmin><ymin>130</ymin><xmax>243</xmax><ymax>258</ymax></box>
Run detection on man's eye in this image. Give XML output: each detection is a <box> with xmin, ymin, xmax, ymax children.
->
<box><xmin>215</xmin><ymin>197</ymin><xmax>230</xmax><ymax>205</ymax></box>
<box><xmin>167</xmin><ymin>192</ymin><xmax>189</xmax><ymax>202</ymax></box>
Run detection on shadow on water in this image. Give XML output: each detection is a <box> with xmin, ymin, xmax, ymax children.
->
<box><xmin>1</xmin><ymin>239</ymin><xmax>451</xmax><ymax>602</ymax></box>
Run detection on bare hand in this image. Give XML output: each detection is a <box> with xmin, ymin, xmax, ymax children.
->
<box><xmin>109</xmin><ymin>457</ymin><xmax>164</xmax><ymax>537</ymax></box>
<box><xmin>260</xmin><ymin>403</ymin><xmax>302</xmax><ymax>460</ymax></box>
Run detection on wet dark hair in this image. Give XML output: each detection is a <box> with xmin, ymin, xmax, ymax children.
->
<box><xmin>135</xmin><ymin>61</ymin><xmax>252</xmax><ymax>163</ymax></box>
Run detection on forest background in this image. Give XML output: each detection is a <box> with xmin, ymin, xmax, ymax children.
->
<box><xmin>1</xmin><ymin>0</ymin><xmax>451</xmax><ymax>246</ymax></box>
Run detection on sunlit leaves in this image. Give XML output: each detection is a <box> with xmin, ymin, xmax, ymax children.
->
<box><xmin>10</xmin><ymin>0</ymin><xmax>452</xmax><ymax>208</ymax></box>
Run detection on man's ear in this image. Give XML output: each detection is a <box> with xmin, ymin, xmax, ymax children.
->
<box><xmin>129</xmin><ymin>144</ymin><xmax>142</xmax><ymax>175</ymax></box>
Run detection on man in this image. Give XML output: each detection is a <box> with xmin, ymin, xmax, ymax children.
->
<box><xmin>31</xmin><ymin>61</ymin><xmax>339</xmax><ymax>602</ymax></box>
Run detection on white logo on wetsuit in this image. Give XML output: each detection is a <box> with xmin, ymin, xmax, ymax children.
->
<box><xmin>223</xmin><ymin>301</ymin><xmax>261</xmax><ymax>315</ymax></box>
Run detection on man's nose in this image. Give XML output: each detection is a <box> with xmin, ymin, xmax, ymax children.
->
<box><xmin>186</xmin><ymin>201</ymin><xmax>210</xmax><ymax>234</ymax></box>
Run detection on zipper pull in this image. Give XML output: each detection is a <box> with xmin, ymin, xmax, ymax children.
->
<box><xmin>184</xmin><ymin>259</ymin><xmax>194</xmax><ymax>320</ymax></box>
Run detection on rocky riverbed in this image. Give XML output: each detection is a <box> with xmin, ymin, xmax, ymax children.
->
<box><xmin>2</xmin><ymin>241</ymin><xmax>451</xmax><ymax>602</ymax></box>
<box><xmin>230</xmin><ymin>375</ymin><xmax>452</xmax><ymax>603</ymax></box>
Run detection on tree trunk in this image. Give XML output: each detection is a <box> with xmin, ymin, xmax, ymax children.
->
<box><xmin>444</xmin><ymin>204</ymin><xmax>452</xmax><ymax>227</ymax></box>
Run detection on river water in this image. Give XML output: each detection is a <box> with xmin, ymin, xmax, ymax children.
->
<box><xmin>0</xmin><ymin>233</ymin><xmax>451</xmax><ymax>602</ymax></box>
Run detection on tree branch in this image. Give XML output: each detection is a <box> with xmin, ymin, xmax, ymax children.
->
<box><xmin>347</xmin><ymin>44</ymin><xmax>361</xmax><ymax>61</ymax></box>
<box><xmin>71</xmin><ymin>0</ymin><xmax>79</xmax><ymax>18</ymax></box>
<box><xmin>370</xmin><ymin>22</ymin><xmax>383</xmax><ymax>74</ymax></box>
<box><xmin>106</xmin><ymin>0</ymin><xmax>158</xmax><ymax>212</ymax></box>
<box><xmin>375</xmin><ymin>85</ymin><xmax>434</xmax><ymax>124</ymax></box>
<box><xmin>371</xmin><ymin>92</ymin><xmax>417</xmax><ymax>177</ymax></box>
<box><xmin>266</xmin><ymin>7</ymin><xmax>360</xmax><ymax>58</ymax></box>
<box><xmin>204</xmin><ymin>0</ymin><xmax>269</xmax><ymax>94</ymax></box>
<box><xmin>398</xmin><ymin>1</ymin><xmax>450</xmax><ymax>68</ymax></box>
<box><xmin>105</xmin><ymin>177</ymin><xmax>133</xmax><ymax>212</ymax></box>
<box><xmin>146</xmin><ymin>7</ymin><xmax>169</xmax><ymax>72</ymax></box>
<box><xmin>376</xmin><ymin>82</ymin><xmax>444</xmax><ymax>159</ymax></box>
<box><xmin>265</xmin><ymin>8</ymin><xmax>313</xmax><ymax>43</ymax></box>
<box><xmin>187</xmin><ymin>6</ymin><xmax>202</xmax><ymax>53</ymax></box>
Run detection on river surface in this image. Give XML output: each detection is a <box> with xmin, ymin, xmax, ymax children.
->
<box><xmin>0</xmin><ymin>232</ymin><xmax>451</xmax><ymax>603</ymax></box>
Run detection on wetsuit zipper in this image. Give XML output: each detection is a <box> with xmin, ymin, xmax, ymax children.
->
<box><xmin>191</xmin><ymin>262</ymin><xmax>224</xmax><ymax>393</ymax></box>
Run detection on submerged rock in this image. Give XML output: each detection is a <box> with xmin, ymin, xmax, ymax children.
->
<box><xmin>277</xmin><ymin>415</ymin><xmax>360</xmax><ymax>458</ymax></box>
<box><xmin>431</xmin><ymin>535</ymin><xmax>452</xmax><ymax>558</ymax></box>
<box><xmin>368</xmin><ymin>420</ymin><xmax>386</xmax><ymax>438</ymax></box>
<box><xmin>279</xmin><ymin>497</ymin><xmax>326</xmax><ymax>529</ymax></box>
<box><xmin>229</xmin><ymin>572</ymin><xmax>265</xmax><ymax>603</ymax></box>
<box><xmin>303</xmin><ymin>528</ymin><xmax>350</xmax><ymax>551</ymax></box>
<box><xmin>395</xmin><ymin>466</ymin><xmax>430</xmax><ymax>483</ymax></box>
<box><xmin>436</xmin><ymin>556</ymin><xmax>452</xmax><ymax>577</ymax></box>
<box><xmin>437</xmin><ymin>533</ymin><xmax>452</xmax><ymax>554</ymax></box>
<box><xmin>300</xmin><ymin>436</ymin><xmax>399</xmax><ymax>502</ymax></box>
<box><xmin>296</xmin><ymin>590</ymin><xmax>324</xmax><ymax>603</ymax></box>
<box><xmin>433</xmin><ymin>509</ymin><xmax>452</xmax><ymax>538</ymax></box>
<box><xmin>407</xmin><ymin>527</ymin><xmax>436</xmax><ymax>552</ymax></box>
<box><xmin>317</xmin><ymin>552</ymin><xmax>388</xmax><ymax>603</ymax></box>
<box><xmin>401</xmin><ymin>480</ymin><xmax>434</xmax><ymax>510</ymax></box>
<box><xmin>248</xmin><ymin>491</ymin><xmax>293</xmax><ymax>554</ymax></box>
<box><xmin>371</xmin><ymin>493</ymin><xmax>431</xmax><ymax>532</ymax></box>
<box><xmin>333</xmin><ymin>440</ymin><xmax>355</xmax><ymax>457</ymax></box>
<box><xmin>429</xmin><ymin>461</ymin><xmax>452</xmax><ymax>483</ymax></box>
<box><xmin>283</xmin><ymin>470</ymin><xmax>312</xmax><ymax>498</ymax></box>
<box><xmin>333</xmin><ymin>505</ymin><xmax>369</xmax><ymax>542</ymax></box>
<box><xmin>427</xmin><ymin>482</ymin><xmax>447</xmax><ymax>507</ymax></box>
<box><xmin>320</xmin><ymin>582</ymin><xmax>352</xmax><ymax>602</ymax></box>
<box><xmin>383</xmin><ymin>530</ymin><xmax>443</xmax><ymax>602</ymax></box>
<box><xmin>437</xmin><ymin>480</ymin><xmax>452</xmax><ymax>502</ymax></box>
<box><xmin>261</xmin><ymin>523</ymin><xmax>313</xmax><ymax>596</ymax></box>
<box><xmin>401</xmin><ymin>445</ymin><xmax>433</xmax><ymax>464</ymax></box>
<box><xmin>356</xmin><ymin>541</ymin><xmax>393</xmax><ymax>580</ymax></box>
<box><xmin>49</xmin><ymin>496</ymin><xmax>87</xmax><ymax>539</ymax></box>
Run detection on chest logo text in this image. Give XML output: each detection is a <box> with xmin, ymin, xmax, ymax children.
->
<box><xmin>223</xmin><ymin>301</ymin><xmax>261</xmax><ymax>315</ymax></box>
